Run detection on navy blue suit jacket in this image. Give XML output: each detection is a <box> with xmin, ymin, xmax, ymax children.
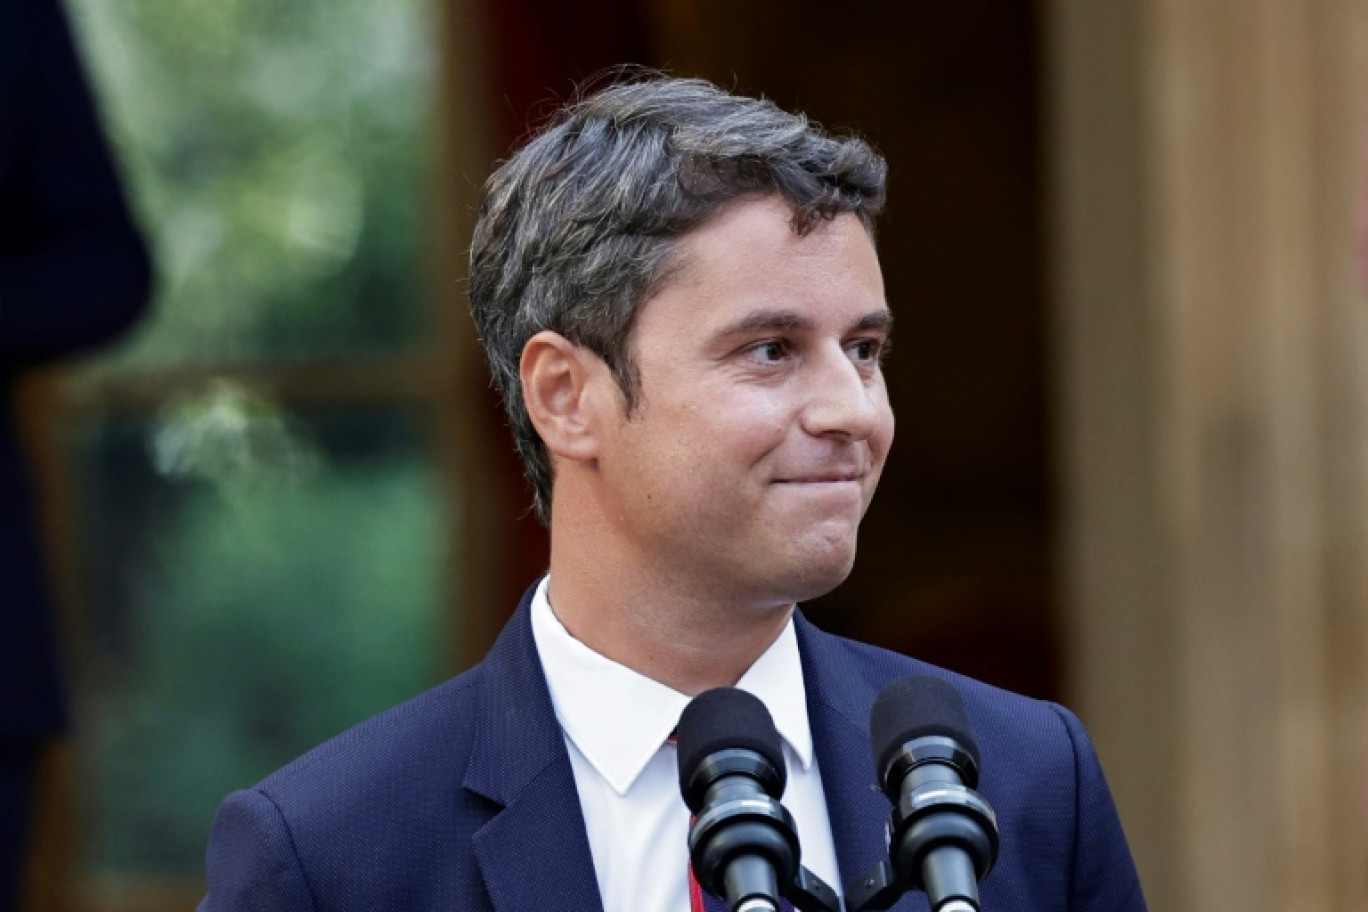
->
<box><xmin>200</xmin><ymin>585</ymin><xmax>1146</xmax><ymax>911</ymax></box>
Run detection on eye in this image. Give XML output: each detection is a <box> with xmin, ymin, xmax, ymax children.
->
<box><xmin>847</xmin><ymin>337</ymin><xmax>888</xmax><ymax>364</ymax></box>
<box><xmin>748</xmin><ymin>339</ymin><xmax>791</xmax><ymax>363</ymax></box>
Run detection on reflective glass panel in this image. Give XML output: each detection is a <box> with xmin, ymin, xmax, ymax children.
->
<box><xmin>68</xmin><ymin>403</ymin><xmax>446</xmax><ymax>877</ymax></box>
<box><xmin>68</xmin><ymin>0</ymin><xmax>437</xmax><ymax>366</ymax></box>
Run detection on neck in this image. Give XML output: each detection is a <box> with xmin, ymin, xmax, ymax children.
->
<box><xmin>545</xmin><ymin>499</ymin><xmax>794</xmax><ymax>696</ymax></box>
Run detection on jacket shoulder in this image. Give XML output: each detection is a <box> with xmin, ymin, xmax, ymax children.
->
<box><xmin>797</xmin><ymin>618</ymin><xmax>1145</xmax><ymax>909</ymax></box>
<box><xmin>254</xmin><ymin>661</ymin><xmax>488</xmax><ymax>810</ymax></box>
<box><xmin>796</xmin><ymin>616</ymin><xmax>1067</xmax><ymax>738</ymax></box>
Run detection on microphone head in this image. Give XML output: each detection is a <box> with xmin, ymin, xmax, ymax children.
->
<box><xmin>675</xmin><ymin>687</ymin><xmax>787</xmax><ymax>812</ymax></box>
<box><xmin>870</xmin><ymin>675</ymin><xmax>980</xmax><ymax>788</ymax></box>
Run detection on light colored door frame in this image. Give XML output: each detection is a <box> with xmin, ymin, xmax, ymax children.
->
<box><xmin>1047</xmin><ymin>2</ymin><xmax>1368</xmax><ymax>909</ymax></box>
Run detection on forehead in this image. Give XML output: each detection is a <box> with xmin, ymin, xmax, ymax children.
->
<box><xmin>640</xmin><ymin>196</ymin><xmax>888</xmax><ymax>333</ymax></box>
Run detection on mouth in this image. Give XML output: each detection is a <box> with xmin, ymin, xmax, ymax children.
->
<box><xmin>773</xmin><ymin>472</ymin><xmax>865</xmax><ymax>485</ymax></box>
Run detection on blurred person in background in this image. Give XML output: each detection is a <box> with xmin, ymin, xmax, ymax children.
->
<box><xmin>0</xmin><ymin>0</ymin><xmax>152</xmax><ymax>907</ymax></box>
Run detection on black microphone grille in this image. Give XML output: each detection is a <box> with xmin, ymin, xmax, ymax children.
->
<box><xmin>675</xmin><ymin>687</ymin><xmax>787</xmax><ymax>809</ymax></box>
<box><xmin>870</xmin><ymin>675</ymin><xmax>980</xmax><ymax>786</ymax></box>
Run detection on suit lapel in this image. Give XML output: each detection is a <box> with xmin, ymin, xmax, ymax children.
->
<box><xmin>796</xmin><ymin>613</ymin><xmax>928</xmax><ymax>912</ymax></box>
<box><xmin>471</xmin><ymin>758</ymin><xmax>604</xmax><ymax>912</ymax></box>
<box><xmin>463</xmin><ymin>588</ymin><xmax>605</xmax><ymax>912</ymax></box>
<box><xmin>460</xmin><ymin>597</ymin><xmax>925</xmax><ymax>912</ymax></box>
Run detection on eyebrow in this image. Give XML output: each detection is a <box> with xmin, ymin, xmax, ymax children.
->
<box><xmin>853</xmin><ymin>309</ymin><xmax>894</xmax><ymax>333</ymax></box>
<box><xmin>712</xmin><ymin>306</ymin><xmax>893</xmax><ymax>340</ymax></box>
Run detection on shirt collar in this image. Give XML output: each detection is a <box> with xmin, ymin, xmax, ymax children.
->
<box><xmin>529</xmin><ymin>576</ymin><xmax>814</xmax><ymax>796</ymax></box>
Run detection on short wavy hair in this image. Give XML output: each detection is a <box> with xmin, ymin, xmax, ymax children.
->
<box><xmin>468</xmin><ymin>74</ymin><xmax>888</xmax><ymax>524</ymax></box>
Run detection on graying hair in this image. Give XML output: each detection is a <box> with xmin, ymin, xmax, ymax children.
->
<box><xmin>468</xmin><ymin>75</ymin><xmax>887</xmax><ymax>524</ymax></box>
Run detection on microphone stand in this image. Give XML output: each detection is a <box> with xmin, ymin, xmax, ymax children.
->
<box><xmin>843</xmin><ymin>860</ymin><xmax>901</xmax><ymax>912</ymax></box>
<box><xmin>844</xmin><ymin>862</ymin><xmax>981</xmax><ymax>912</ymax></box>
<box><xmin>787</xmin><ymin>865</ymin><xmax>841</xmax><ymax>912</ymax></box>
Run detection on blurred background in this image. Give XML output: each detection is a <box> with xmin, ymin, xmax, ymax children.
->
<box><xmin>8</xmin><ymin>1</ymin><xmax>1367</xmax><ymax>910</ymax></box>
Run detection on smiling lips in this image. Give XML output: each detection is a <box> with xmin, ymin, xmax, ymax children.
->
<box><xmin>773</xmin><ymin>470</ymin><xmax>865</xmax><ymax>484</ymax></box>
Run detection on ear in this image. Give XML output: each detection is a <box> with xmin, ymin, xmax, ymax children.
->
<box><xmin>520</xmin><ymin>330</ymin><xmax>617</xmax><ymax>463</ymax></box>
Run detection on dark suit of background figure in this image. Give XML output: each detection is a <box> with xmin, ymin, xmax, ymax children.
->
<box><xmin>200</xmin><ymin>584</ymin><xmax>1147</xmax><ymax>912</ymax></box>
<box><xmin>0</xmin><ymin>0</ymin><xmax>152</xmax><ymax>905</ymax></box>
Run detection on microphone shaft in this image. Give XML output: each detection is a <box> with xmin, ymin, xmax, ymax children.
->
<box><xmin>724</xmin><ymin>853</ymin><xmax>780</xmax><ymax>911</ymax></box>
<box><xmin>922</xmin><ymin>844</ymin><xmax>980</xmax><ymax>911</ymax></box>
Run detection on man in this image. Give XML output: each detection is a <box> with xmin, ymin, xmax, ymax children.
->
<box><xmin>1</xmin><ymin>0</ymin><xmax>152</xmax><ymax>906</ymax></box>
<box><xmin>200</xmin><ymin>76</ymin><xmax>1145</xmax><ymax>911</ymax></box>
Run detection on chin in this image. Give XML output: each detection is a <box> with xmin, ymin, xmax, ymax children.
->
<box><xmin>774</xmin><ymin>538</ymin><xmax>859</xmax><ymax>604</ymax></box>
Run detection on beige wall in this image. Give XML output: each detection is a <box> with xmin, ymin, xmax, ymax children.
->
<box><xmin>1048</xmin><ymin>1</ymin><xmax>1368</xmax><ymax>909</ymax></box>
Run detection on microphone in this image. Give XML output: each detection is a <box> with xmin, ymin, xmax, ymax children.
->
<box><xmin>852</xmin><ymin>675</ymin><xmax>999</xmax><ymax>912</ymax></box>
<box><xmin>676</xmin><ymin>687</ymin><xmax>839</xmax><ymax>912</ymax></box>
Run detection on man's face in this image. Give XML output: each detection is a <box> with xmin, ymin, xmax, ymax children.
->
<box><xmin>593</xmin><ymin>195</ymin><xmax>894</xmax><ymax>609</ymax></box>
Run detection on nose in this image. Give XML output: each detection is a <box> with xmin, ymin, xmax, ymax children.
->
<box><xmin>799</xmin><ymin>347</ymin><xmax>888</xmax><ymax>442</ymax></box>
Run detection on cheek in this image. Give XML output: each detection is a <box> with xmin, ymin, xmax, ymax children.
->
<box><xmin>672</xmin><ymin>392</ymin><xmax>790</xmax><ymax>464</ymax></box>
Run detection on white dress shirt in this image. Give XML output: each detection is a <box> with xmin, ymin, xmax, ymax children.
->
<box><xmin>529</xmin><ymin>576</ymin><xmax>842</xmax><ymax>912</ymax></box>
